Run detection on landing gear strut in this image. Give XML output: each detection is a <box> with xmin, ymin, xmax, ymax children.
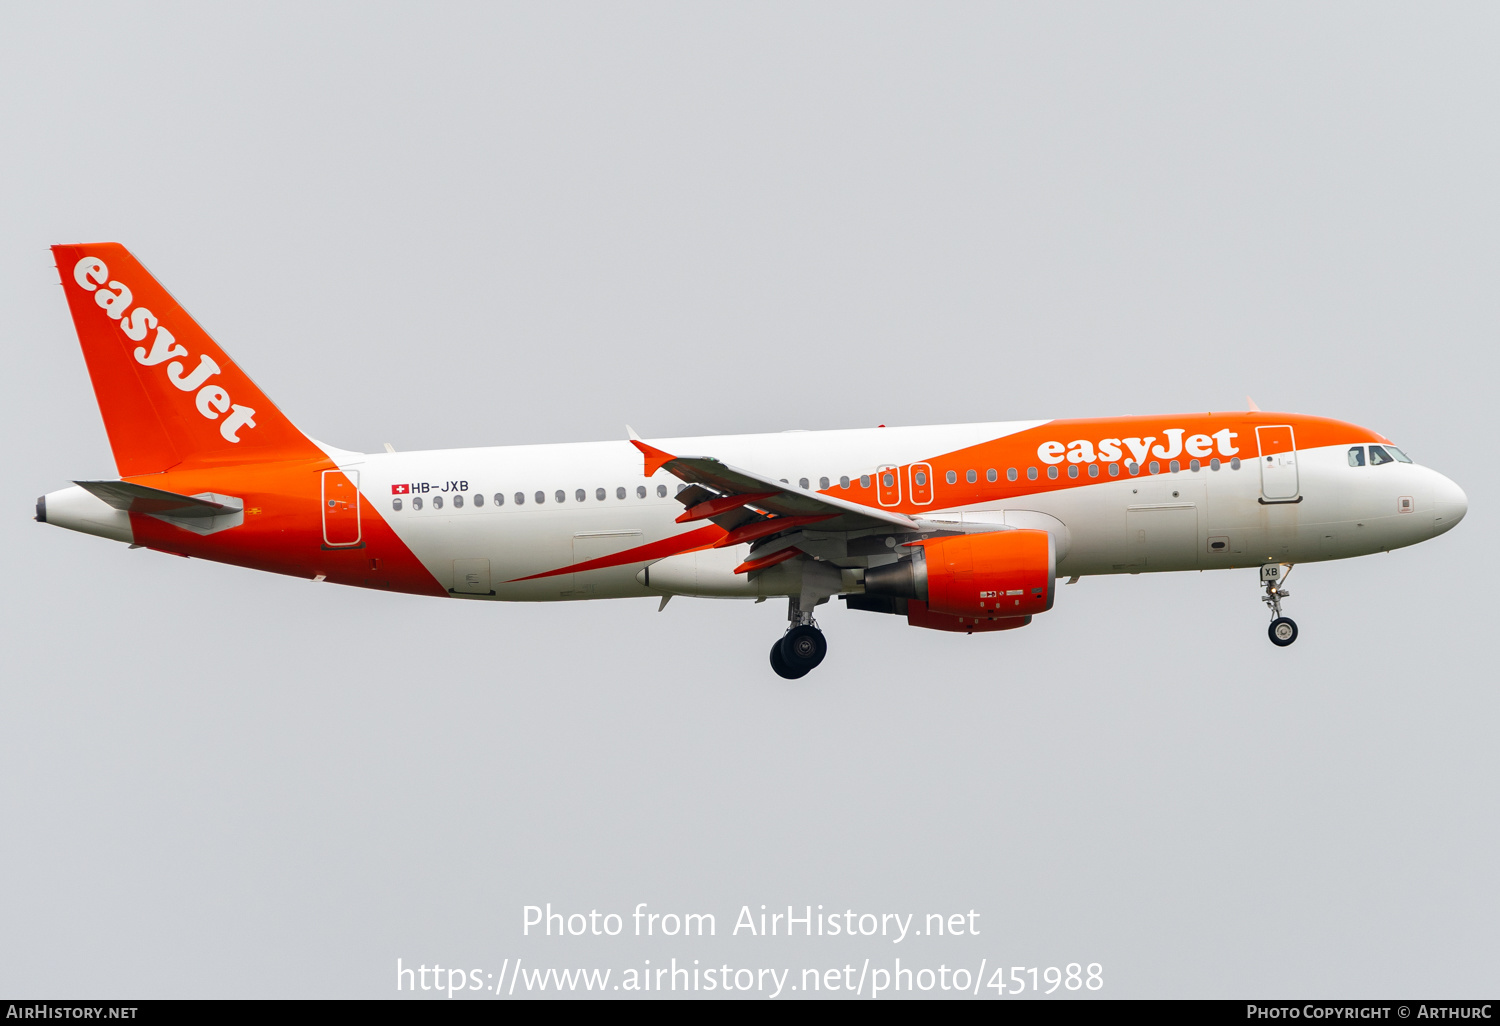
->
<box><xmin>1261</xmin><ymin>564</ymin><xmax>1298</xmax><ymax>647</ymax></box>
<box><xmin>770</xmin><ymin>598</ymin><xmax>829</xmax><ymax>679</ymax></box>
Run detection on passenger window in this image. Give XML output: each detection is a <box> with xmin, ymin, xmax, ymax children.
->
<box><xmin>1149</xmin><ymin>461</ymin><xmax>1160</xmax><ymax>475</ymax></box>
<box><xmin>860</xmin><ymin>475</ymin><xmax>871</xmax><ymax>488</ymax></box>
<box><xmin>1387</xmin><ymin>446</ymin><xmax>1412</xmax><ymax>463</ymax></box>
<box><xmin>392</xmin><ymin>497</ymin><xmax>402</xmax><ymax>511</ymax></box>
<box><xmin>945</xmin><ymin>470</ymin><xmax>957</xmax><ymax>484</ymax></box>
<box><xmin>657</xmin><ymin>484</ymin><xmax>667</xmax><ymax>497</ymax></box>
<box><xmin>1169</xmin><ymin>460</ymin><xmax>1180</xmax><ymax>473</ymax></box>
<box><xmin>1047</xmin><ymin>466</ymin><xmax>1059</xmax><ymax>479</ymax></box>
<box><xmin>882</xmin><ymin>473</ymin><xmax>895</xmax><ymax>488</ymax></box>
<box><xmin>555</xmin><ymin>490</ymin><xmax>565</xmax><ymax>503</ymax></box>
<box><xmin>576</xmin><ymin>489</ymin><xmax>586</xmax><ymax>502</ymax></box>
<box><xmin>986</xmin><ymin>468</ymin><xmax>997</xmax><ymax>482</ymax></box>
<box><xmin>1027</xmin><ymin>467</ymin><xmax>1038</xmax><ymax>481</ymax></box>
<box><xmin>1209</xmin><ymin>459</ymin><xmax>1220</xmax><ymax>471</ymax></box>
<box><xmin>433</xmin><ymin>494</ymin><xmax>444</xmax><ymax>509</ymax></box>
<box><xmin>514</xmin><ymin>492</ymin><xmax>524</xmax><ymax>505</ymax></box>
<box><xmin>1369</xmin><ymin>445</ymin><xmax>1394</xmax><ymax>466</ymax></box>
<box><xmin>840</xmin><ymin>476</ymin><xmax>851</xmax><ymax>489</ymax></box>
<box><xmin>616</xmin><ymin>487</ymin><xmax>626</xmax><ymax>500</ymax></box>
<box><xmin>1067</xmin><ymin>465</ymin><xmax>1078</xmax><ymax>478</ymax></box>
<box><xmin>535</xmin><ymin>491</ymin><xmax>545</xmax><ymax>504</ymax></box>
<box><xmin>1108</xmin><ymin>463</ymin><xmax>1119</xmax><ymax>476</ymax></box>
<box><xmin>914</xmin><ymin>471</ymin><xmax>927</xmax><ymax>486</ymax></box>
<box><xmin>1127</xmin><ymin>462</ymin><xmax>1140</xmax><ymax>475</ymax></box>
<box><xmin>597</xmin><ymin>488</ymin><xmax>606</xmax><ymax>501</ymax></box>
<box><xmin>413</xmin><ymin>496</ymin><xmax>423</xmax><ymax>510</ymax></box>
<box><xmin>1348</xmin><ymin>446</ymin><xmax>1365</xmax><ymax>467</ymax></box>
<box><xmin>474</xmin><ymin>493</ymin><xmax>484</xmax><ymax>507</ymax></box>
<box><xmin>637</xmin><ymin>485</ymin><xmax>647</xmax><ymax>499</ymax></box>
<box><xmin>799</xmin><ymin>478</ymin><xmax>809</xmax><ymax>489</ymax></box>
<box><xmin>966</xmin><ymin>469</ymin><xmax>977</xmax><ymax>483</ymax></box>
<box><xmin>454</xmin><ymin>494</ymin><xmax>464</xmax><ymax>508</ymax></box>
<box><xmin>1088</xmin><ymin>464</ymin><xmax>1099</xmax><ymax>477</ymax></box>
<box><xmin>819</xmin><ymin>477</ymin><xmax>830</xmax><ymax>489</ymax></box>
<box><xmin>494</xmin><ymin>493</ymin><xmax>504</xmax><ymax>506</ymax></box>
<box><xmin>1007</xmin><ymin>468</ymin><xmax>1018</xmax><ymax>482</ymax></box>
<box><xmin>1230</xmin><ymin>457</ymin><xmax>1241</xmax><ymax>470</ymax></box>
<box><xmin>1189</xmin><ymin>459</ymin><xmax>1200</xmax><ymax>472</ymax></box>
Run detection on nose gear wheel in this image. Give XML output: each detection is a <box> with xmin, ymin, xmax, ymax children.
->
<box><xmin>1269</xmin><ymin>617</ymin><xmax>1298</xmax><ymax>646</ymax></box>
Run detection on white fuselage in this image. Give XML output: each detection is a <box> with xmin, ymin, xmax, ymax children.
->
<box><xmin>327</xmin><ymin>421</ymin><xmax>1463</xmax><ymax>602</ymax></box>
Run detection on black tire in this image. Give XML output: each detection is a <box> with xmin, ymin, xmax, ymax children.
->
<box><xmin>770</xmin><ymin>639</ymin><xmax>808</xmax><ymax>679</ymax></box>
<box><xmin>1268</xmin><ymin>617</ymin><xmax>1298</xmax><ymax>647</ymax></box>
<box><xmin>780</xmin><ymin>624</ymin><xmax>828</xmax><ymax>673</ymax></box>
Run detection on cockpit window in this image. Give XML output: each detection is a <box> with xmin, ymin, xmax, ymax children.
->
<box><xmin>1368</xmin><ymin>445</ymin><xmax>1394</xmax><ymax>466</ymax></box>
<box><xmin>1347</xmin><ymin>446</ymin><xmax>1365</xmax><ymax>467</ymax></box>
<box><xmin>1386</xmin><ymin>445</ymin><xmax>1412</xmax><ymax>463</ymax></box>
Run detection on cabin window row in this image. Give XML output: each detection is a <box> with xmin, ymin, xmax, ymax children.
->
<box><xmin>870</xmin><ymin>458</ymin><xmax>1243</xmax><ymax>489</ymax></box>
<box><xmin>393</xmin><ymin>482</ymin><xmax>679</xmax><ymax>512</ymax></box>
<box><xmin>390</xmin><ymin>454</ymin><xmax>1254</xmax><ymax>513</ymax></box>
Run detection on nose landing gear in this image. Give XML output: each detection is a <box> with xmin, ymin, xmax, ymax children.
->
<box><xmin>1261</xmin><ymin>564</ymin><xmax>1298</xmax><ymax>647</ymax></box>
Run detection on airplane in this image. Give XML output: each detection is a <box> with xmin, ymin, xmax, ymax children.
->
<box><xmin>37</xmin><ymin>243</ymin><xmax>1468</xmax><ymax>678</ymax></box>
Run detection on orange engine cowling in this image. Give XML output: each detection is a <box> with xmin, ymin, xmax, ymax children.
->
<box><xmin>919</xmin><ymin>528</ymin><xmax>1055</xmax><ymax>618</ymax></box>
<box><xmin>862</xmin><ymin>528</ymin><xmax>1056</xmax><ymax>631</ymax></box>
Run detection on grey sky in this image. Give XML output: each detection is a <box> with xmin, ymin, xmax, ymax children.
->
<box><xmin>2</xmin><ymin>2</ymin><xmax>1495</xmax><ymax>998</ymax></box>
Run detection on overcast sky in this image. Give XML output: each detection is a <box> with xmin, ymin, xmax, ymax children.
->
<box><xmin>2</xmin><ymin>2</ymin><xmax>1496</xmax><ymax>999</ymax></box>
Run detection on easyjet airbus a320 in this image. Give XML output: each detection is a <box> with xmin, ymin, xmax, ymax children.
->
<box><xmin>39</xmin><ymin>244</ymin><xmax>1467</xmax><ymax>677</ymax></box>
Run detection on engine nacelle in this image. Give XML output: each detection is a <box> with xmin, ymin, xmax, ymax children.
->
<box><xmin>864</xmin><ymin>528</ymin><xmax>1055</xmax><ymax>622</ymax></box>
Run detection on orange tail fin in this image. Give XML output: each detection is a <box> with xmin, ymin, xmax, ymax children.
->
<box><xmin>52</xmin><ymin>243</ymin><xmax>319</xmax><ymax>476</ymax></box>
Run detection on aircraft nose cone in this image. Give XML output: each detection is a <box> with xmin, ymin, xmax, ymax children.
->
<box><xmin>1433</xmin><ymin>473</ymin><xmax>1467</xmax><ymax>536</ymax></box>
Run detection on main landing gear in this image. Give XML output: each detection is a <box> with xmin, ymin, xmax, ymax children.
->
<box><xmin>770</xmin><ymin>600</ymin><xmax>828</xmax><ymax>679</ymax></box>
<box><xmin>1261</xmin><ymin>564</ymin><xmax>1298</xmax><ymax>647</ymax></box>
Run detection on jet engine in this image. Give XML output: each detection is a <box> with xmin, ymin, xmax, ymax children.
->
<box><xmin>860</xmin><ymin>528</ymin><xmax>1055</xmax><ymax>632</ymax></box>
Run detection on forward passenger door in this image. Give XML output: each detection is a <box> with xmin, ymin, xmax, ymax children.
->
<box><xmin>1256</xmin><ymin>425</ymin><xmax>1300</xmax><ymax>502</ymax></box>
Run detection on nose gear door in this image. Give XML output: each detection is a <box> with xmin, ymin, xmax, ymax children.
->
<box><xmin>1255</xmin><ymin>425</ymin><xmax>1300</xmax><ymax>502</ymax></box>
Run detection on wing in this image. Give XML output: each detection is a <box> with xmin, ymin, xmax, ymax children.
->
<box><xmin>631</xmin><ymin>439</ymin><xmax>928</xmax><ymax>571</ymax></box>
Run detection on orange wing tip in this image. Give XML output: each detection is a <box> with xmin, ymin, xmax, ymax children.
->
<box><xmin>630</xmin><ymin>439</ymin><xmax>677</xmax><ymax>477</ymax></box>
<box><xmin>734</xmin><ymin>547</ymin><xmax>802</xmax><ymax>574</ymax></box>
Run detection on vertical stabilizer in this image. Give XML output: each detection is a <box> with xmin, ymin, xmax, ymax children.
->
<box><xmin>52</xmin><ymin>243</ymin><xmax>319</xmax><ymax>476</ymax></box>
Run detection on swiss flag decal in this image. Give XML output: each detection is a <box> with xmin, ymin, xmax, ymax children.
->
<box><xmin>392</xmin><ymin>483</ymin><xmax>410</xmax><ymax>494</ymax></box>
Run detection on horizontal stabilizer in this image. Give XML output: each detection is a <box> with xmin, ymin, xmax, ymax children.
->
<box><xmin>74</xmin><ymin>480</ymin><xmax>242</xmax><ymax>518</ymax></box>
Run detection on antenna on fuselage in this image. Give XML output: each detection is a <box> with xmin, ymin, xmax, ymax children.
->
<box><xmin>1246</xmin><ymin>397</ymin><xmax>1261</xmax><ymax>412</ymax></box>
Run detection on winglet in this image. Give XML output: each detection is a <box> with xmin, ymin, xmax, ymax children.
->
<box><xmin>1246</xmin><ymin>396</ymin><xmax>1261</xmax><ymax>412</ymax></box>
<box><xmin>626</xmin><ymin>424</ymin><xmax>642</xmax><ymax>441</ymax></box>
<box><xmin>630</xmin><ymin>438</ymin><xmax>677</xmax><ymax>477</ymax></box>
